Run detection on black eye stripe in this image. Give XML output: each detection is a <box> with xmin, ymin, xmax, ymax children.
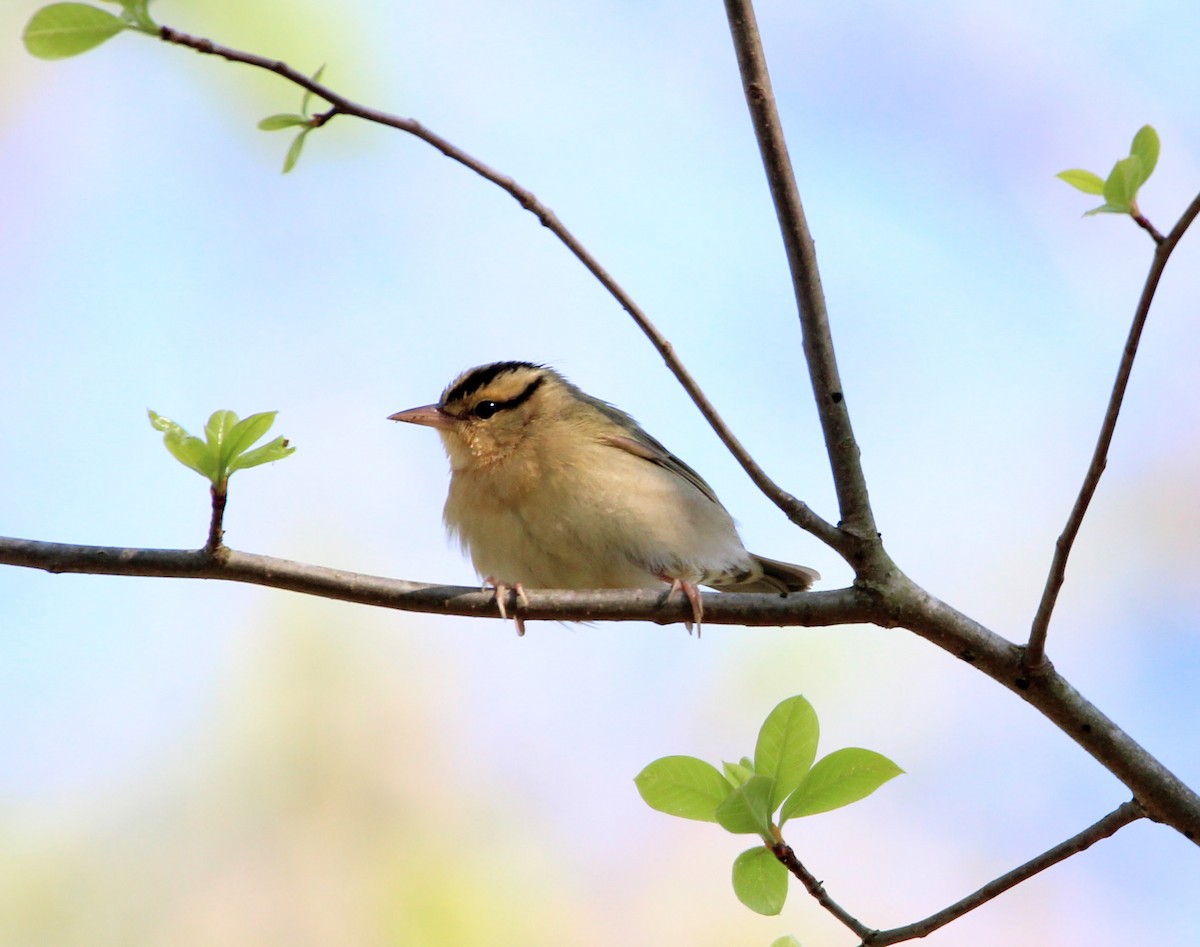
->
<box><xmin>471</xmin><ymin>375</ymin><xmax>544</xmax><ymax>418</ymax></box>
<box><xmin>443</xmin><ymin>361</ymin><xmax>543</xmax><ymax>405</ymax></box>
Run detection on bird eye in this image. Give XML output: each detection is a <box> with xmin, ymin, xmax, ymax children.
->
<box><xmin>472</xmin><ymin>400</ymin><xmax>499</xmax><ymax>419</ymax></box>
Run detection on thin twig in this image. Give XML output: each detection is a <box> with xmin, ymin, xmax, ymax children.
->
<box><xmin>777</xmin><ymin>801</ymin><xmax>1143</xmax><ymax>945</ymax></box>
<box><xmin>0</xmin><ymin>535</ymin><xmax>873</xmax><ymax>627</ymax></box>
<box><xmin>771</xmin><ymin>843</ymin><xmax>872</xmax><ymax>940</ymax></box>
<box><xmin>863</xmin><ymin>800</ymin><xmax>1145</xmax><ymax>945</ymax></box>
<box><xmin>722</xmin><ymin>0</ymin><xmax>878</xmax><ymax>556</ymax></box>
<box><xmin>154</xmin><ymin>24</ymin><xmax>844</xmax><ymax>554</ymax></box>
<box><xmin>1131</xmin><ymin>210</ymin><xmax>1165</xmax><ymax>244</ymax></box>
<box><xmin>206</xmin><ymin>484</ymin><xmax>227</xmax><ymax>552</ymax></box>
<box><xmin>1026</xmin><ymin>191</ymin><xmax>1200</xmax><ymax>668</ymax></box>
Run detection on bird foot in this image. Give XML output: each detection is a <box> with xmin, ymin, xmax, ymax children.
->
<box><xmin>659</xmin><ymin>575</ymin><xmax>703</xmax><ymax>636</ymax></box>
<box><xmin>485</xmin><ymin>577</ymin><xmax>528</xmax><ymax>636</ymax></box>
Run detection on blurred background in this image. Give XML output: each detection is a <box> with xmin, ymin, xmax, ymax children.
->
<box><xmin>2</xmin><ymin>0</ymin><xmax>1199</xmax><ymax>943</ymax></box>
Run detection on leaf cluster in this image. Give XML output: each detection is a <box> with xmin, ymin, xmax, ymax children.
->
<box><xmin>257</xmin><ymin>64</ymin><xmax>328</xmax><ymax>173</ymax></box>
<box><xmin>1058</xmin><ymin>125</ymin><xmax>1160</xmax><ymax>216</ymax></box>
<box><xmin>148</xmin><ymin>409</ymin><xmax>294</xmax><ymax>493</ymax></box>
<box><xmin>634</xmin><ymin>695</ymin><xmax>902</xmax><ymax>917</ymax></box>
<box><xmin>24</xmin><ymin>3</ymin><xmax>328</xmax><ymax>174</ymax></box>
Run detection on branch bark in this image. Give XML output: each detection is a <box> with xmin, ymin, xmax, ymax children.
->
<box><xmin>771</xmin><ymin>842</ymin><xmax>872</xmax><ymax>940</ymax></box>
<box><xmin>0</xmin><ymin>536</ymin><xmax>875</xmax><ymax>627</ymax></box>
<box><xmin>862</xmin><ymin>800</ymin><xmax>1145</xmax><ymax>945</ymax></box>
<box><xmin>776</xmin><ymin>800</ymin><xmax>1143</xmax><ymax>945</ymax></box>
<box><xmin>722</xmin><ymin>0</ymin><xmax>879</xmax><ymax>560</ymax></box>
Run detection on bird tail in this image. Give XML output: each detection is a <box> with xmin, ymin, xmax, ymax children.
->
<box><xmin>742</xmin><ymin>555</ymin><xmax>820</xmax><ymax>594</ymax></box>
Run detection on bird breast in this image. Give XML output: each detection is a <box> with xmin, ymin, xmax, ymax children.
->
<box><xmin>442</xmin><ymin>434</ymin><xmax>752</xmax><ymax>589</ymax></box>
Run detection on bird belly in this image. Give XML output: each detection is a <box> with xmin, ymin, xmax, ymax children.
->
<box><xmin>443</xmin><ymin>445</ymin><xmax>754</xmax><ymax>590</ymax></box>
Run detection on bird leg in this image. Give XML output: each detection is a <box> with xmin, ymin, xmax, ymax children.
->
<box><xmin>485</xmin><ymin>577</ymin><xmax>529</xmax><ymax>636</ymax></box>
<box><xmin>659</xmin><ymin>574</ymin><xmax>703</xmax><ymax>635</ymax></box>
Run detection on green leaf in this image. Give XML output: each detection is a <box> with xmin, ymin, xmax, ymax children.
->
<box><xmin>1129</xmin><ymin>125</ymin><xmax>1159</xmax><ymax>187</ymax></box>
<box><xmin>723</xmin><ymin>759</ymin><xmax>754</xmax><ymax>788</ymax></box>
<box><xmin>148</xmin><ymin>410</ymin><xmax>218</xmax><ymax>482</ymax></box>
<box><xmin>258</xmin><ymin>113</ymin><xmax>309</xmax><ymax>131</ymax></box>
<box><xmin>1055</xmin><ymin>169</ymin><xmax>1105</xmax><ymax>195</ymax></box>
<box><xmin>714</xmin><ymin>774</ymin><xmax>775</xmax><ymax>837</ymax></box>
<box><xmin>128</xmin><ymin>0</ymin><xmax>153</xmax><ymax>29</ymax></box>
<box><xmin>147</xmin><ymin>409</ymin><xmax>176</xmax><ymax>434</ymax></box>
<box><xmin>731</xmin><ymin>847</ymin><xmax>788</xmax><ymax>916</ymax></box>
<box><xmin>754</xmin><ymin>695</ymin><xmax>819</xmax><ymax>811</ymax></box>
<box><xmin>223</xmin><ymin>411</ymin><xmax>278</xmax><ymax>460</ymax></box>
<box><xmin>301</xmin><ymin>63</ymin><xmax>327</xmax><ymax>117</ymax></box>
<box><xmin>769</xmin><ymin>938</ymin><xmax>803</xmax><ymax>947</ymax></box>
<box><xmin>23</xmin><ymin>3</ymin><xmax>128</xmax><ymax>59</ymax></box>
<box><xmin>780</xmin><ymin>747</ymin><xmax>903</xmax><ymax>823</ymax></box>
<box><xmin>166</xmin><ymin>434</ymin><xmax>218</xmax><ymax>480</ymax></box>
<box><xmin>204</xmin><ymin>409</ymin><xmax>239</xmax><ymax>458</ymax></box>
<box><xmin>1102</xmin><ymin>155</ymin><xmax>1140</xmax><ymax>211</ymax></box>
<box><xmin>283</xmin><ymin>129</ymin><xmax>309</xmax><ymax>173</ymax></box>
<box><xmin>1083</xmin><ymin>202</ymin><xmax>1133</xmax><ymax>217</ymax></box>
<box><xmin>226</xmin><ymin>435</ymin><xmax>295</xmax><ymax>473</ymax></box>
<box><xmin>635</xmin><ymin>756</ymin><xmax>731</xmax><ymax>823</ymax></box>
<box><xmin>104</xmin><ymin>0</ymin><xmax>155</xmax><ymax>31</ymax></box>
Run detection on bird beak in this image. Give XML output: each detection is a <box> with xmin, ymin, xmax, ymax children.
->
<box><xmin>388</xmin><ymin>404</ymin><xmax>456</xmax><ymax>429</ymax></box>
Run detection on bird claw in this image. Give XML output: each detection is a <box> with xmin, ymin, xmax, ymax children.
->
<box><xmin>485</xmin><ymin>577</ymin><xmax>528</xmax><ymax>636</ymax></box>
<box><xmin>660</xmin><ymin>575</ymin><xmax>703</xmax><ymax>636</ymax></box>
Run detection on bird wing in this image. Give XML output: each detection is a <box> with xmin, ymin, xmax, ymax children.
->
<box><xmin>601</xmin><ymin>432</ymin><xmax>722</xmax><ymax>506</ymax></box>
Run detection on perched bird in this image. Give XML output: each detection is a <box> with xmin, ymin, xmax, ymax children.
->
<box><xmin>389</xmin><ymin>361</ymin><xmax>818</xmax><ymax>633</ymax></box>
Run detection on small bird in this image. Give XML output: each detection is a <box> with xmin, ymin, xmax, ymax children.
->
<box><xmin>389</xmin><ymin>361</ymin><xmax>818</xmax><ymax>634</ymax></box>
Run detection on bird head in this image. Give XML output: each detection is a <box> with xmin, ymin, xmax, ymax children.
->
<box><xmin>389</xmin><ymin>361</ymin><xmax>563</xmax><ymax>469</ymax></box>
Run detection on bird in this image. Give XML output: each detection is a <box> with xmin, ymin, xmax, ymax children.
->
<box><xmin>389</xmin><ymin>361</ymin><xmax>819</xmax><ymax>634</ymax></box>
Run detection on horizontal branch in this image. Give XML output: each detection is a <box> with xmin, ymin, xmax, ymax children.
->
<box><xmin>7</xmin><ymin>534</ymin><xmax>1199</xmax><ymax>842</ymax></box>
<box><xmin>8</xmin><ymin>532</ymin><xmax>1198</xmax><ymax>840</ymax></box>
<box><xmin>0</xmin><ymin>536</ymin><xmax>876</xmax><ymax>628</ymax></box>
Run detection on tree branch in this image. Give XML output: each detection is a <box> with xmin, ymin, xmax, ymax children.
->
<box><xmin>154</xmin><ymin>23</ymin><xmax>844</xmax><ymax>554</ymax></box>
<box><xmin>10</xmin><ymin>13</ymin><xmax>1199</xmax><ymax>939</ymax></box>
<box><xmin>892</xmin><ymin>576</ymin><xmax>1200</xmax><ymax>843</ymax></box>
<box><xmin>5</xmin><ymin>534</ymin><xmax>1199</xmax><ymax>843</ymax></box>
<box><xmin>776</xmin><ymin>800</ymin><xmax>1142</xmax><ymax>944</ymax></box>
<box><xmin>863</xmin><ymin>800</ymin><xmax>1145</xmax><ymax>945</ymax></box>
<box><xmin>206</xmin><ymin>484</ymin><xmax>226</xmax><ymax>552</ymax></box>
<box><xmin>770</xmin><ymin>842</ymin><xmax>872</xmax><ymax>940</ymax></box>
<box><xmin>722</xmin><ymin>0</ymin><xmax>879</xmax><ymax>559</ymax></box>
<box><xmin>0</xmin><ymin>536</ymin><xmax>875</xmax><ymax>627</ymax></box>
<box><xmin>1026</xmin><ymin>190</ymin><xmax>1200</xmax><ymax>668</ymax></box>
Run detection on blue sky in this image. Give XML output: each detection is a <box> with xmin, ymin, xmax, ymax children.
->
<box><xmin>2</xmin><ymin>1</ymin><xmax>1199</xmax><ymax>943</ymax></box>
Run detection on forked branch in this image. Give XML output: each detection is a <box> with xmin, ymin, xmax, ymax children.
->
<box><xmin>8</xmin><ymin>6</ymin><xmax>1200</xmax><ymax>941</ymax></box>
<box><xmin>155</xmin><ymin>24</ymin><xmax>844</xmax><ymax>554</ymax></box>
